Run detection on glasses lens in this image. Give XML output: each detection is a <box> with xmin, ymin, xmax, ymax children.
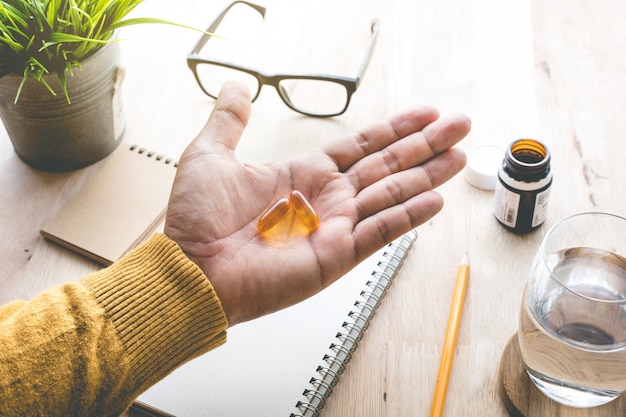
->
<box><xmin>194</xmin><ymin>63</ymin><xmax>260</xmax><ymax>99</ymax></box>
<box><xmin>277</xmin><ymin>78</ymin><xmax>349</xmax><ymax>116</ymax></box>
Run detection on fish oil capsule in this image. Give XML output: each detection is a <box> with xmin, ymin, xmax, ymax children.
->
<box><xmin>289</xmin><ymin>190</ymin><xmax>319</xmax><ymax>230</ymax></box>
<box><xmin>257</xmin><ymin>197</ymin><xmax>290</xmax><ymax>232</ymax></box>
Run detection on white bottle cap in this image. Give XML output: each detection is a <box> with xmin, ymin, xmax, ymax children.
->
<box><xmin>464</xmin><ymin>145</ymin><xmax>504</xmax><ymax>190</ymax></box>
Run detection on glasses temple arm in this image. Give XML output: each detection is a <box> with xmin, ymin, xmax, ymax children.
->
<box><xmin>355</xmin><ymin>19</ymin><xmax>380</xmax><ymax>88</ymax></box>
<box><xmin>190</xmin><ymin>1</ymin><xmax>267</xmax><ymax>55</ymax></box>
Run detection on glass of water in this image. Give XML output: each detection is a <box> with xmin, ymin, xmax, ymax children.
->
<box><xmin>518</xmin><ymin>212</ymin><xmax>626</xmax><ymax>408</ymax></box>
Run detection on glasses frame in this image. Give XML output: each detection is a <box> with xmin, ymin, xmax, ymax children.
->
<box><xmin>187</xmin><ymin>1</ymin><xmax>379</xmax><ymax>117</ymax></box>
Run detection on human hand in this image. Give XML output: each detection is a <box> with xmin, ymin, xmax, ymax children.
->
<box><xmin>164</xmin><ymin>81</ymin><xmax>470</xmax><ymax>326</ymax></box>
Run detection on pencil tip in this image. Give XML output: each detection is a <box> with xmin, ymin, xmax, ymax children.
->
<box><xmin>461</xmin><ymin>252</ymin><xmax>469</xmax><ymax>265</ymax></box>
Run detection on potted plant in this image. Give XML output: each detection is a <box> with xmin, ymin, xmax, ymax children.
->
<box><xmin>0</xmin><ymin>0</ymin><xmax>196</xmax><ymax>171</ymax></box>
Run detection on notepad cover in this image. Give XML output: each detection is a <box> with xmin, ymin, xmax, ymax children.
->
<box><xmin>41</xmin><ymin>144</ymin><xmax>177</xmax><ymax>266</ymax></box>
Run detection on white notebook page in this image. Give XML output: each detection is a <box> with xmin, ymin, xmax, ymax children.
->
<box><xmin>135</xmin><ymin>231</ymin><xmax>417</xmax><ymax>417</ymax></box>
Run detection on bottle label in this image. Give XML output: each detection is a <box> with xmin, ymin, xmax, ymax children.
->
<box><xmin>494</xmin><ymin>183</ymin><xmax>520</xmax><ymax>228</ymax></box>
<box><xmin>531</xmin><ymin>188</ymin><xmax>551</xmax><ymax>227</ymax></box>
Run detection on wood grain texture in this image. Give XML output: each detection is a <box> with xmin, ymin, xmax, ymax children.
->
<box><xmin>1</xmin><ymin>0</ymin><xmax>626</xmax><ymax>416</ymax></box>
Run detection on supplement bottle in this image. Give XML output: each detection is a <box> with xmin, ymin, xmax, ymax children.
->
<box><xmin>494</xmin><ymin>139</ymin><xmax>552</xmax><ymax>234</ymax></box>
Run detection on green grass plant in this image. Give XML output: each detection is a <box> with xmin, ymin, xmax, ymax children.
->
<box><xmin>0</xmin><ymin>0</ymin><xmax>200</xmax><ymax>102</ymax></box>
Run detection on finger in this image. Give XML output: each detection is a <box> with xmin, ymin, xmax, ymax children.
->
<box><xmin>323</xmin><ymin>106</ymin><xmax>440</xmax><ymax>171</ymax></box>
<box><xmin>354</xmin><ymin>147</ymin><xmax>467</xmax><ymax>220</ymax></box>
<box><xmin>345</xmin><ymin>113</ymin><xmax>471</xmax><ymax>192</ymax></box>
<box><xmin>193</xmin><ymin>80</ymin><xmax>252</xmax><ymax>152</ymax></box>
<box><xmin>353</xmin><ymin>190</ymin><xmax>445</xmax><ymax>262</ymax></box>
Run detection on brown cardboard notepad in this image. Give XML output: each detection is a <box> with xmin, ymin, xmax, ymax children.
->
<box><xmin>41</xmin><ymin>144</ymin><xmax>178</xmax><ymax>266</ymax></box>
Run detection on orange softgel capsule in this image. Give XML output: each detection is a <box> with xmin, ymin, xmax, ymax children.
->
<box><xmin>289</xmin><ymin>190</ymin><xmax>319</xmax><ymax>230</ymax></box>
<box><xmin>257</xmin><ymin>197</ymin><xmax>290</xmax><ymax>232</ymax></box>
<box><xmin>257</xmin><ymin>190</ymin><xmax>319</xmax><ymax>234</ymax></box>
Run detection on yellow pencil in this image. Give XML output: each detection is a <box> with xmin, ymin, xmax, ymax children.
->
<box><xmin>429</xmin><ymin>253</ymin><xmax>470</xmax><ymax>417</ymax></box>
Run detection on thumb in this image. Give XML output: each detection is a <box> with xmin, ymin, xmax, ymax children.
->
<box><xmin>194</xmin><ymin>80</ymin><xmax>252</xmax><ymax>152</ymax></box>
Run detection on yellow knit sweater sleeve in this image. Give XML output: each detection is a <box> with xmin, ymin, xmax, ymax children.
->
<box><xmin>0</xmin><ymin>233</ymin><xmax>228</xmax><ymax>417</ymax></box>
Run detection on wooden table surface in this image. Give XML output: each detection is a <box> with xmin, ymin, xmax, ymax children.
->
<box><xmin>2</xmin><ymin>0</ymin><xmax>625</xmax><ymax>416</ymax></box>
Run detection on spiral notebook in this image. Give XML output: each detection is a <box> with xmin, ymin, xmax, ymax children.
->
<box><xmin>40</xmin><ymin>144</ymin><xmax>178</xmax><ymax>266</ymax></box>
<box><xmin>132</xmin><ymin>230</ymin><xmax>418</xmax><ymax>417</ymax></box>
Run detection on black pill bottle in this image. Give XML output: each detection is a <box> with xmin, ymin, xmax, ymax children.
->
<box><xmin>494</xmin><ymin>139</ymin><xmax>552</xmax><ymax>234</ymax></box>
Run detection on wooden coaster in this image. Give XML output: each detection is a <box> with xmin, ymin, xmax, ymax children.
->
<box><xmin>498</xmin><ymin>333</ymin><xmax>626</xmax><ymax>416</ymax></box>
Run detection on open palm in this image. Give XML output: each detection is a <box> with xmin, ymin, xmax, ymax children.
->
<box><xmin>165</xmin><ymin>81</ymin><xmax>470</xmax><ymax>325</ymax></box>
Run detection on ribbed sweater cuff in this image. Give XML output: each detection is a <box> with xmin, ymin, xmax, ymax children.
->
<box><xmin>81</xmin><ymin>233</ymin><xmax>228</xmax><ymax>391</ymax></box>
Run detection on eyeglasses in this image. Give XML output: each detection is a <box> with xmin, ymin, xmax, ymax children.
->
<box><xmin>187</xmin><ymin>1</ymin><xmax>379</xmax><ymax>117</ymax></box>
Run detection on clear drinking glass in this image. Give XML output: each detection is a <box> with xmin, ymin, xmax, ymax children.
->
<box><xmin>518</xmin><ymin>212</ymin><xmax>626</xmax><ymax>408</ymax></box>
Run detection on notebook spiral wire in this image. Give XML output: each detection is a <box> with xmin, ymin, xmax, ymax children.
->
<box><xmin>129</xmin><ymin>144</ymin><xmax>179</xmax><ymax>167</ymax></box>
<box><xmin>291</xmin><ymin>230</ymin><xmax>418</xmax><ymax>417</ymax></box>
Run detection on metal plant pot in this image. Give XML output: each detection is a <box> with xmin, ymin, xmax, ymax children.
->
<box><xmin>0</xmin><ymin>41</ymin><xmax>125</xmax><ymax>172</ymax></box>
